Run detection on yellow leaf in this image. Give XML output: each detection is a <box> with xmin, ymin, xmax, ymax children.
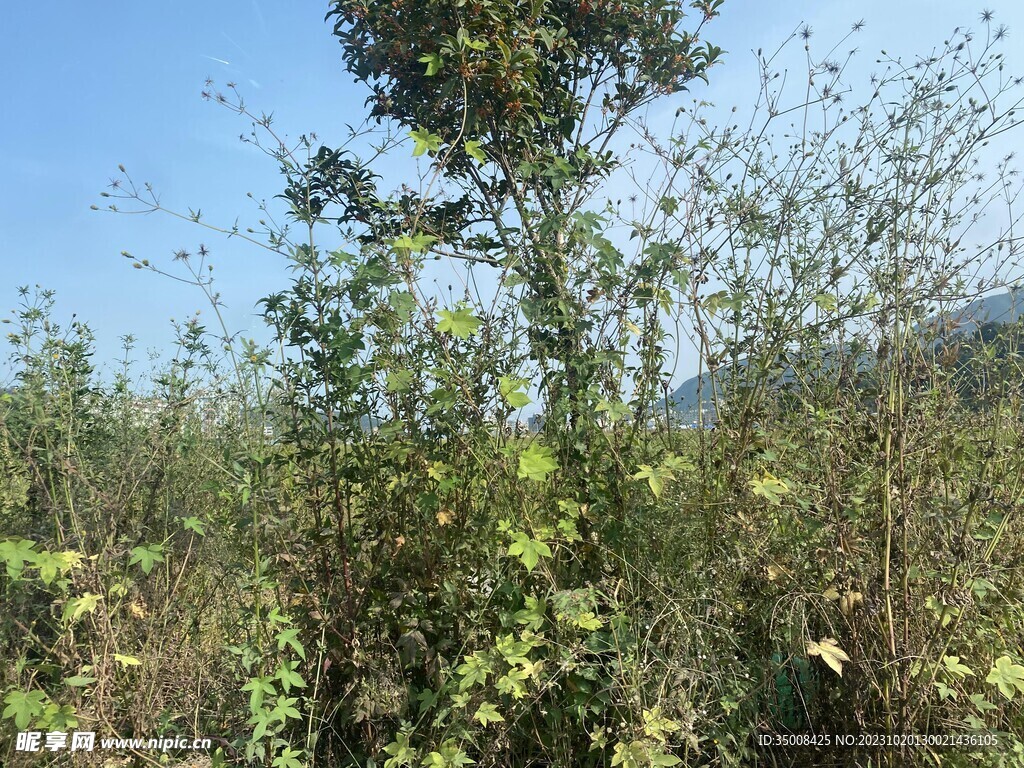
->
<box><xmin>840</xmin><ymin>591</ymin><xmax>864</xmax><ymax>616</ymax></box>
<box><xmin>807</xmin><ymin>637</ymin><xmax>851</xmax><ymax>676</ymax></box>
<box><xmin>436</xmin><ymin>509</ymin><xmax>453</xmax><ymax>526</ymax></box>
<box><xmin>766</xmin><ymin>564</ymin><xmax>787</xmax><ymax>581</ymax></box>
<box><xmin>521</xmin><ymin>659</ymin><xmax>546</xmax><ymax>680</ymax></box>
<box><xmin>114</xmin><ymin>654</ymin><xmax>142</xmax><ymax>667</ymax></box>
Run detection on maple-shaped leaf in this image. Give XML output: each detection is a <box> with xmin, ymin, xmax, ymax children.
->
<box><xmin>129</xmin><ymin>543</ymin><xmax>164</xmax><ymax>575</ymax></box>
<box><xmin>464</xmin><ymin>139</ymin><xmax>486</xmax><ymax>164</ymax></box>
<box><xmin>455</xmin><ymin>652</ymin><xmax>493</xmax><ymax>691</ymax></box>
<box><xmin>409</xmin><ymin>126</ymin><xmax>442</xmax><ymax>157</ymax></box>
<box><xmin>473</xmin><ymin>702</ymin><xmax>505</xmax><ymax>726</ymax></box>
<box><xmin>507</xmin><ymin>532</ymin><xmax>552</xmax><ymax>572</ymax></box>
<box><xmin>418</xmin><ymin>52</ymin><xmax>444</xmax><ymax>76</ymax></box>
<box><xmin>986</xmin><ymin>655</ymin><xmax>1024</xmax><ymax>700</ymax></box>
<box><xmin>941</xmin><ymin>655</ymin><xmax>974</xmax><ymax>680</ymax></box>
<box><xmin>3</xmin><ymin>689</ymin><xmax>46</xmax><ymax>729</ymax></box>
<box><xmin>807</xmin><ymin>637</ymin><xmax>851</xmax><ymax>676</ymax></box>
<box><xmin>749</xmin><ymin>471</ymin><xmax>791</xmax><ymax>505</ymax></box>
<box><xmin>595</xmin><ymin>398</ymin><xmax>631</xmax><ymax>423</ymax></box>
<box><xmin>437</xmin><ymin>308</ymin><xmax>482</xmax><ymax>339</ymax></box>
<box><xmin>390</xmin><ymin>233</ymin><xmax>437</xmax><ymax>254</ymax></box>
<box><xmin>276</xmin><ymin>627</ymin><xmax>306</xmax><ymax>660</ymax></box>
<box><xmin>498</xmin><ymin>375</ymin><xmax>532</xmax><ymax>408</ymax></box>
<box><xmin>518</xmin><ymin>443</ymin><xmax>558</xmax><ymax>482</ymax></box>
<box><xmin>0</xmin><ymin>537</ymin><xmax>37</xmax><ymax>578</ymax></box>
<box><xmin>63</xmin><ymin>592</ymin><xmax>102</xmax><ymax>623</ymax></box>
<box><xmin>575</xmin><ymin>611</ymin><xmax>603</xmax><ymax>631</ymax></box>
<box><xmin>633</xmin><ymin>464</ymin><xmax>668</xmax><ymax>497</ymax></box>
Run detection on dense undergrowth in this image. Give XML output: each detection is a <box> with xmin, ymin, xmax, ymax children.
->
<box><xmin>3</xmin><ymin>4</ymin><xmax>1024</xmax><ymax>767</ymax></box>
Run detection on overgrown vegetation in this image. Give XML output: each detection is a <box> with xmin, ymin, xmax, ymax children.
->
<box><xmin>3</xmin><ymin>4</ymin><xmax>1024</xmax><ymax>767</ymax></box>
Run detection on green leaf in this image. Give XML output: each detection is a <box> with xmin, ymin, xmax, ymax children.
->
<box><xmin>267</xmin><ymin>607</ymin><xmax>291</xmax><ymax>625</ymax></box>
<box><xmin>643</xmin><ymin>707</ymin><xmax>680</xmax><ymax>743</ymax></box>
<box><xmin>418</xmin><ymin>52</ymin><xmax>444</xmax><ymax>76</ymax></box>
<box><xmin>63</xmin><ymin>675</ymin><xmax>98</xmax><ymax>688</ymax></box>
<box><xmin>275</xmin><ymin>661</ymin><xmax>307</xmax><ymax>694</ymax></box>
<box><xmin>986</xmin><ymin>655</ymin><xmax>1024</xmax><ymax>700</ymax></box>
<box><xmin>969</xmin><ymin>692</ymin><xmax>998</xmax><ymax>712</ymax></box>
<box><xmin>386</xmin><ymin>370</ymin><xmax>415</xmax><ymax>392</ymax></box>
<box><xmin>455</xmin><ymin>652</ymin><xmax>492</xmax><ymax>691</ymax></box>
<box><xmin>925</xmin><ymin>595</ymin><xmax>959</xmax><ymax>627</ymax></box>
<box><xmin>389</xmin><ymin>289</ymin><xmax>418</xmax><ymax>320</ymax></box>
<box><xmin>33</xmin><ymin>549</ymin><xmax>68</xmax><ymax>585</ymax></box>
<box><xmin>248</xmin><ymin>707</ymin><xmax>277</xmax><ymax>741</ymax></box>
<box><xmin>422</xmin><ymin>741</ymin><xmax>475</xmax><ymax>768</ymax></box>
<box><xmin>272</xmin><ymin>747</ymin><xmax>304</xmax><ymax>768</ymax></box>
<box><xmin>271</xmin><ymin>696</ymin><xmax>301</xmax><ymax>722</ymax></box>
<box><xmin>437</xmin><ymin>308</ymin><xmax>482</xmax><ymax>339</ymax></box>
<box><xmin>498</xmin><ymin>376</ymin><xmax>531</xmax><ymax>408</ymax></box>
<box><xmin>941</xmin><ymin>655</ymin><xmax>974</xmax><ymax>679</ymax></box>
<box><xmin>3</xmin><ymin>689</ymin><xmax>47</xmax><ymax>729</ymax></box>
<box><xmin>748</xmin><ymin>471</ymin><xmax>791</xmax><ymax>505</ymax></box>
<box><xmin>517</xmin><ymin>443</ymin><xmax>558</xmax><ymax>482</ymax></box>
<box><xmin>596</xmin><ymin>398</ymin><xmax>631</xmax><ymax>423</ymax></box>
<box><xmin>934</xmin><ymin>681</ymin><xmax>958</xmax><ymax>700</ymax></box>
<box><xmin>63</xmin><ymin>592</ymin><xmax>102</xmax><ymax>623</ymax></box>
<box><xmin>42</xmin><ymin>702</ymin><xmax>78</xmax><ymax>730</ymax></box>
<box><xmin>129</xmin><ymin>543</ymin><xmax>164</xmax><ymax>575</ymax></box>
<box><xmin>507</xmin><ymin>532</ymin><xmax>551</xmax><ymax>573</ymax></box>
<box><xmin>812</xmin><ymin>293</ymin><xmax>838</xmax><ymax>312</ymax></box>
<box><xmin>632</xmin><ymin>464</ymin><xmax>667</xmax><ymax>497</ymax></box>
<box><xmin>181</xmin><ymin>516</ymin><xmax>206</xmax><ymax>536</ymax></box>
<box><xmin>473</xmin><ymin>702</ymin><xmax>505</xmax><ymax>726</ymax></box>
<box><xmin>512</xmin><ymin>596</ymin><xmax>547</xmax><ymax>630</ymax></box>
<box><xmin>464</xmin><ymin>140</ymin><xmax>486</xmax><ymax>164</ymax></box>
<box><xmin>383</xmin><ymin>732</ymin><xmax>416</xmax><ymax>768</ymax></box>
<box><xmin>632</xmin><ymin>456</ymin><xmax>690</xmax><ymax>498</ymax></box>
<box><xmin>276</xmin><ymin>627</ymin><xmax>306</xmax><ymax>660</ymax></box>
<box><xmin>410</xmin><ymin>127</ymin><xmax>442</xmax><ymax>157</ymax></box>
<box><xmin>650</xmin><ymin>752</ymin><xmax>683</xmax><ymax>767</ymax></box>
<box><xmin>495</xmin><ymin>667</ymin><xmax>530</xmax><ymax>698</ymax></box>
<box><xmin>391</xmin><ymin>233</ymin><xmax>437</xmax><ymax>254</ymax></box>
<box><xmin>611</xmin><ymin>740</ymin><xmax>646</xmax><ymax>768</ymax></box>
<box><xmin>0</xmin><ymin>537</ymin><xmax>37</xmax><ymax>578</ymax></box>
<box><xmin>242</xmin><ymin>675</ymin><xmax>278</xmax><ymax>712</ymax></box>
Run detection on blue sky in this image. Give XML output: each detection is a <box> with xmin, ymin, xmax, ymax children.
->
<box><xmin>2</xmin><ymin>1</ymin><xmax>1023</xmax><ymax>385</ymax></box>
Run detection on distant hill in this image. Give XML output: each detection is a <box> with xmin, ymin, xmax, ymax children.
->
<box><xmin>667</xmin><ymin>287</ymin><xmax>1024</xmax><ymax>421</ymax></box>
<box><xmin>939</xmin><ymin>287</ymin><xmax>1024</xmax><ymax>331</ymax></box>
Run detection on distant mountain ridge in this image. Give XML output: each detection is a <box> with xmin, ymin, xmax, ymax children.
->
<box><xmin>668</xmin><ymin>287</ymin><xmax>1024</xmax><ymax>421</ymax></box>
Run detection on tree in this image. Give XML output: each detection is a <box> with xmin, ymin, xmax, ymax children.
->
<box><xmin>317</xmin><ymin>0</ymin><xmax>723</xmax><ymax>448</ymax></box>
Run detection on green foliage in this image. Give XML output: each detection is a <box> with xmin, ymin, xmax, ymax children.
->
<box><xmin>128</xmin><ymin>543</ymin><xmax>165</xmax><ymax>575</ymax></box>
<box><xmin>516</xmin><ymin>443</ymin><xmax>558</xmax><ymax>481</ymax></box>
<box><xmin>8</xmin><ymin>5</ymin><xmax>1024</xmax><ymax>768</ymax></box>
<box><xmin>436</xmin><ymin>307</ymin><xmax>482</xmax><ymax>339</ymax></box>
<box><xmin>328</xmin><ymin>0</ymin><xmax>722</xmax><ymax>176</ymax></box>
<box><xmin>987</xmin><ymin>657</ymin><xmax>1024</xmax><ymax>701</ymax></box>
<box><xmin>3</xmin><ymin>690</ymin><xmax>46</xmax><ymax>730</ymax></box>
<box><xmin>506</xmin><ymin>531</ymin><xmax>552</xmax><ymax>572</ymax></box>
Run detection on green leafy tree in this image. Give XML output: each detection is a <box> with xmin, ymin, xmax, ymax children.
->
<box><xmin>322</xmin><ymin>0</ymin><xmax>723</xmax><ymax>448</ymax></box>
